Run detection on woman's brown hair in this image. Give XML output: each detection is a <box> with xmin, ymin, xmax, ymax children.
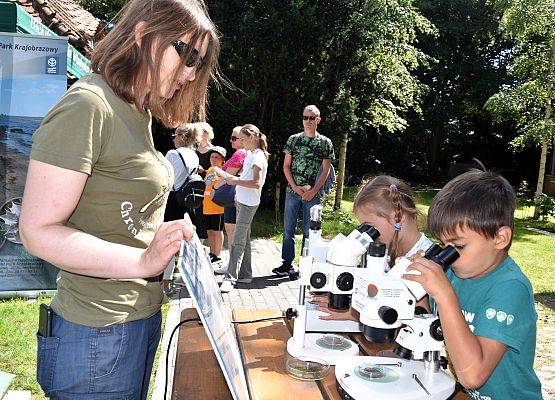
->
<box><xmin>91</xmin><ymin>0</ymin><xmax>220</xmax><ymax>128</ymax></box>
<box><xmin>354</xmin><ymin>175</ymin><xmax>418</xmax><ymax>264</ymax></box>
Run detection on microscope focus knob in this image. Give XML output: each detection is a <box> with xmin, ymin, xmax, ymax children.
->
<box><xmin>430</xmin><ymin>319</ymin><xmax>444</xmax><ymax>341</ymax></box>
<box><xmin>378</xmin><ymin>306</ymin><xmax>398</xmax><ymax>325</ymax></box>
<box><xmin>336</xmin><ymin>272</ymin><xmax>354</xmax><ymax>291</ymax></box>
<box><xmin>310</xmin><ymin>272</ymin><xmax>327</xmax><ymax>289</ymax></box>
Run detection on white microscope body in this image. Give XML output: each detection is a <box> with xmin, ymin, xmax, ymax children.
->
<box><xmin>299</xmin><ymin>205</ymin><xmax>381</xmax><ymax>332</ymax></box>
<box><xmin>335</xmin><ymin>244</ymin><xmax>460</xmax><ymax>400</ymax></box>
<box><xmin>287</xmin><ymin>205</ymin><xmax>381</xmax><ymax>364</ymax></box>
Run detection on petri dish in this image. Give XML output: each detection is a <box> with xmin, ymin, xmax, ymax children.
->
<box><xmin>315</xmin><ymin>333</ymin><xmax>352</xmax><ymax>351</ymax></box>
<box><xmin>286</xmin><ymin>356</ymin><xmax>330</xmax><ymax>381</ymax></box>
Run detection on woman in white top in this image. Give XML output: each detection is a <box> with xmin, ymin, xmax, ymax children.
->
<box><xmin>218</xmin><ymin>124</ymin><xmax>269</xmax><ymax>293</ymax></box>
<box><xmin>164</xmin><ymin>124</ymin><xmax>200</xmax><ymax>222</ymax></box>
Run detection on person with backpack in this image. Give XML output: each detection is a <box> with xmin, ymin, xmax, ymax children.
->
<box><xmin>272</xmin><ymin>105</ymin><xmax>335</xmax><ymax>279</ymax></box>
<box><xmin>164</xmin><ymin>124</ymin><xmax>200</xmax><ymax>222</ymax></box>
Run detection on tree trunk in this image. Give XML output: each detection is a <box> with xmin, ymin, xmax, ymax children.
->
<box><xmin>334</xmin><ymin>130</ymin><xmax>349</xmax><ymax>210</ymax></box>
<box><xmin>533</xmin><ymin>32</ymin><xmax>555</xmax><ymax>218</ymax></box>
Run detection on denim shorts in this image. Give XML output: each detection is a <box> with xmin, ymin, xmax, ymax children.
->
<box><xmin>36</xmin><ymin>311</ymin><xmax>162</xmax><ymax>400</ymax></box>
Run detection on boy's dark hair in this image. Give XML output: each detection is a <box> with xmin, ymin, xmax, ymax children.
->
<box><xmin>428</xmin><ymin>171</ymin><xmax>516</xmax><ymax>244</ymax></box>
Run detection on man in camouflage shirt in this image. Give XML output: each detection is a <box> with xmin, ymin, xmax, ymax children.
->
<box><xmin>273</xmin><ymin>105</ymin><xmax>335</xmax><ymax>277</ymax></box>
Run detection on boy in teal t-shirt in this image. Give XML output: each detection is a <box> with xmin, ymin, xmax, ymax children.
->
<box><xmin>406</xmin><ymin>171</ymin><xmax>542</xmax><ymax>400</ymax></box>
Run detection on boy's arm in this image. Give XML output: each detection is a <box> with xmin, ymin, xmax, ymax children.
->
<box><xmin>404</xmin><ymin>257</ymin><xmax>507</xmax><ymax>389</ymax></box>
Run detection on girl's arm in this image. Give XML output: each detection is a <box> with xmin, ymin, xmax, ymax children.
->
<box><xmin>20</xmin><ymin>160</ymin><xmax>194</xmax><ymax>279</ymax></box>
<box><xmin>226</xmin><ymin>165</ymin><xmax>263</xmax><ymax>189</ymax></box>
<box><xmin>404</xmin><ymin>258</ymin><xmax>507</xmax><ymax>389</ymax></box>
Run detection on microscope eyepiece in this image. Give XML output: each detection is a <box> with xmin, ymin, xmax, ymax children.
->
<box><xmin>366</xmin><ymin>227</ymin><xmax>380</xmax><ymax>241</ymax></box>
<box><xmin>356</xmin><ymin>224</ymin><xmax>380</xmax><ymax>241</ymax></box>
<box><xmin>430</xmin><ymin>245</ymin><xmax>460</xmax><ymax>270</ymax></box>
<box><xmin>367</xmin><ymin>241</ymin><xmax>387</xmax><ymax>257</ymax></box>
<box><xmin>424</xmin><ymin>243</ymin><xmax>442</xmax><ymax>259</ymax></box>
<box><xmin>356</xmin><ymin>223</ymin><xmax>372</xmax><ymax>234</ymax></box>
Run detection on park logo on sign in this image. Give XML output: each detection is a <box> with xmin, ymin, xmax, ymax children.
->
<box><xmin>45</xmin><ymin>55</ymin><xmax>59</xmax><ymax>74</ymax></box>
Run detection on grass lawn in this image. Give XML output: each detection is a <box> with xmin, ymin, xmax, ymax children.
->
<box><xmin>1</xmin><ymin>186</ymin><xmax>553</xmax><ymax>398</ymax></box>
<box><xmin>0</xmin><ymin>298</ymin><xmax>168</xmax><ymax>400</ymax></box>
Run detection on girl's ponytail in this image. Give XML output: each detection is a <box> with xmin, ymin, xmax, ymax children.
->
<box><xmin>258</xmin><ymin>134</ymin><xmax>269</xmax><ymax>160</ymax></box>
<box><xmin>387</xmin><ymin>183</ymin><xmax>404</xmax><ymax>263</ymax></box>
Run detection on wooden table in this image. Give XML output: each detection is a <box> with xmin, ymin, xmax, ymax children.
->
<box><xmin>172</xmin><ymin>308</ymin><xmax>470</xmax><ymax>400</ymax></box>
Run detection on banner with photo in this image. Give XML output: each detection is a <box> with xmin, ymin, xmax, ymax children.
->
<box><xmin>0</xmin><ymin>32</ymin><xmax>67</xmax><ymax>296</ymax></box>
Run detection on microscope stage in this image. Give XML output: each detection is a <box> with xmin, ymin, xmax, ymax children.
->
<box><xmin>335</xmin><ymin>356</ymin><xmax>456</xmax><ymax>400</ymax></box>
<box><xmin>287</xmin><ymin>333</ymin><xmax>359</xmax><ymax>365</ymax></box>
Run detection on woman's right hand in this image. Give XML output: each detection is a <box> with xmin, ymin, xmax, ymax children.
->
<box><xmin>139</xmin><ymin>220</ymin><xmax>195</xmax><ymax>277</ymax></box>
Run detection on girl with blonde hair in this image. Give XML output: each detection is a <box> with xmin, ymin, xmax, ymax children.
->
<box><xmin>313</xmin><ymin>175</ymin><xmax>432</xmax><ymax>323</ymax></box>
<box><xmin>216</xmin><ymin>124</ymin><xmax>269</xmax><ymax>293</ymax></box>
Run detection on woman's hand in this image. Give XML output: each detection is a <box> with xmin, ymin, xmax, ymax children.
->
<box><xmin>139</xmin><ymin>220</ymin><xmax>195</xmax><ymax>277</ymax></box>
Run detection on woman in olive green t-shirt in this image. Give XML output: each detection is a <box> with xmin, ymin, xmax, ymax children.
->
<box><xmin>19</xmin><ymin>0</ymin><xmax>220</xmax><ymax>398</ymax></box>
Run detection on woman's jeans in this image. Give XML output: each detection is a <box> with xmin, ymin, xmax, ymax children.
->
<box><xmin>281</xmin><ymin>191</ymin><xmax>321</xmax><ymax>267</ymax></box>
<box><xmin>36</xmin><ymin>311</ymin><xmax>162</xmax><ymax>400</ymax></box>
<box><xmin>226</xmin><ymin>202</ymin><xmax>259</xmax><ymax>281</ymax></box>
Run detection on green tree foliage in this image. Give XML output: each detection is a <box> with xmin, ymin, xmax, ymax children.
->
<box><xmin>77</xmin><ymin>0</ymin><xmax>126</xmax><ymax>21</ymax></box>
<box><xmin>340</xmin><ymin>0</ymin><xmax>530</xmax><ymax>186</ymax></box>
<box><xmin>486</xmin><ymin>0</ymin><xmax>555</xmax><ymax>217</ymax></box>
<box><xmin>207</xmin><ymin>0</ymin><xmax>435</xmax><ymax>207</ymax></box>
<box><xmin>385</xmin><ymin>0</ymin><xmax>513</xmax><ymax>180</ymax></box>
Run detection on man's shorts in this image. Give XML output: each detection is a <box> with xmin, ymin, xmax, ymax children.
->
<box><xmin>204</xmin><ymin>213</ymin><xmax>224</xmax><ymax>231</ymax></box>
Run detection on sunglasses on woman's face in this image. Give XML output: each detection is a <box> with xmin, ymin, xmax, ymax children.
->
<box><xmin>302</xmin><ymin>115</ymin><xmax>317</xmax><ymax>121</ymax></box>
<box><xmin>171</xmin><ymin>40</ymin><xmax>205</xmax><ymax>68</ymax></box>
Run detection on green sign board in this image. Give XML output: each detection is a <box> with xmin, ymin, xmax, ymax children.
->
<box><xmin>0</xmin><ymin>1</ymin><xmax>91</xmax><ymax>78</ymax></box>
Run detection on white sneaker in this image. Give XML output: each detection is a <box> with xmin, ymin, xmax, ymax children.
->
<box><xmin>213</xmin><ymin>266</ymin><xmax>227</xmax><ymax>275</ymax></box>
<box><xmin>236</xmin><ymin>277</ymin><xmax>253</xmax><ymax>284</ymax></box>
<box><xmin>220</xmin><ymin>279</ymin><xmax>235</xmax><ymax>293</ymax></box>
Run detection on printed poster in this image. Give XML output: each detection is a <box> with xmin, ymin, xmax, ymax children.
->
<box><xmin>177</xmin><ymin>214</ymin><xmax>250</xmax><ymax>400</ymax></box>
<box><xmin>0</xmin><ymin>32</ymin><xmax>67</xmax><ymax>295</ymax></box>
